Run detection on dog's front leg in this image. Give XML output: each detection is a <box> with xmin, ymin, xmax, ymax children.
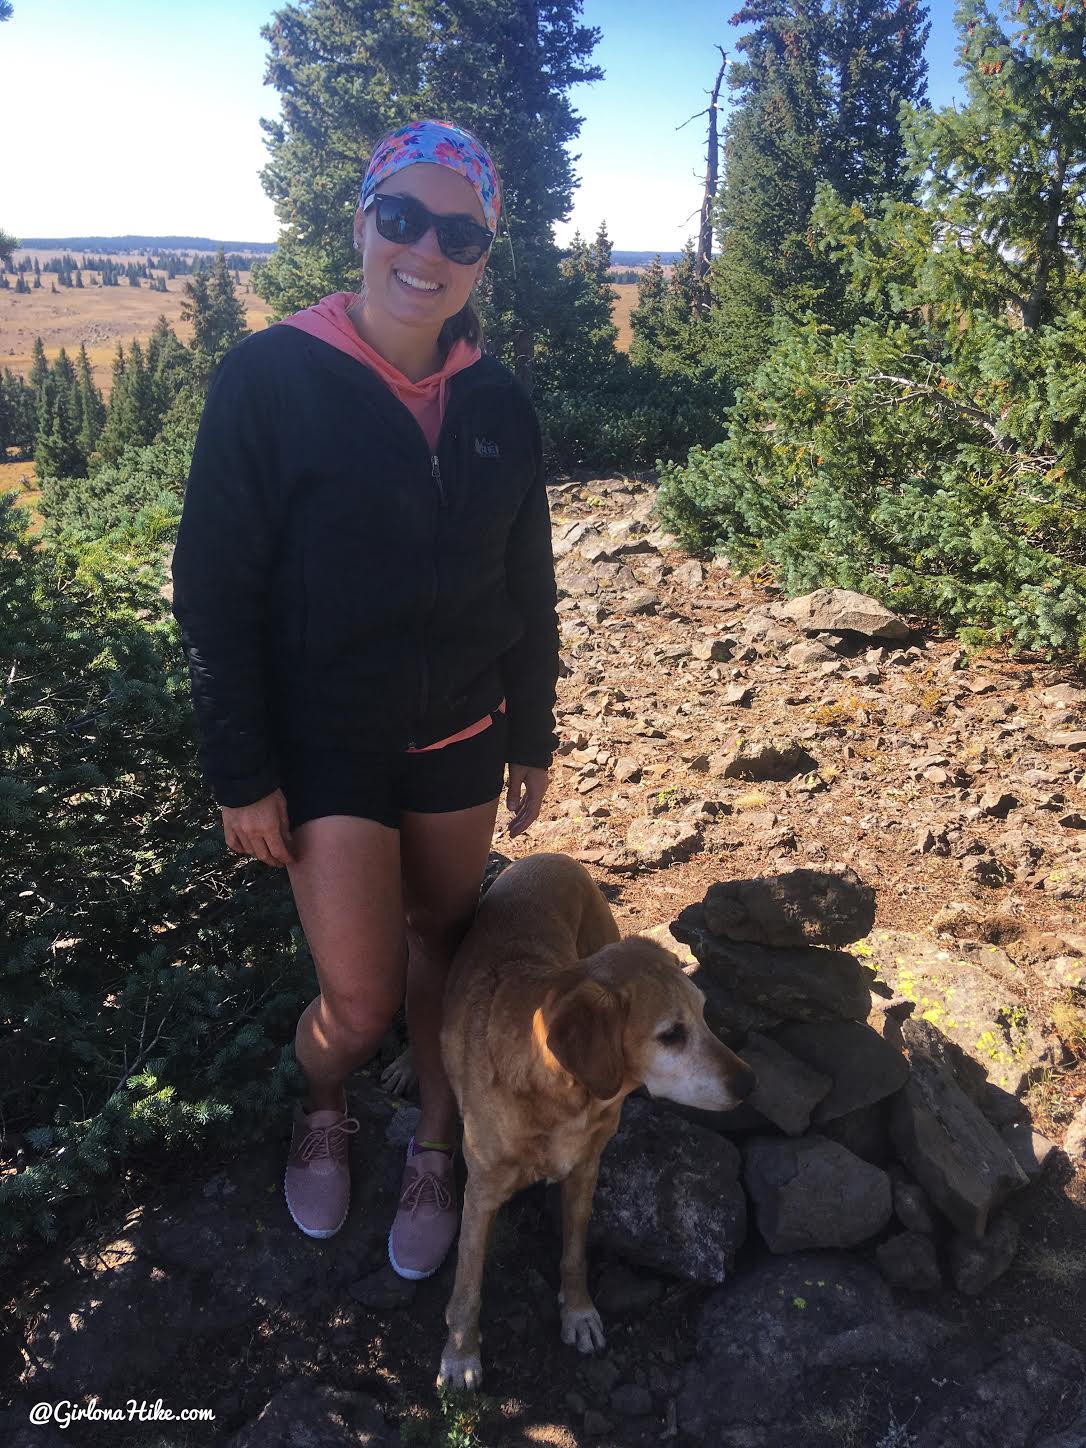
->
<box><xmin>438</xmin><ymin>1167</ymin><xmax>511</xmax><ymax>1391</ymax></box>
<box><xmin>558</xmin><ymin>1157</ymin><xmax>606</xmax><ymax>1353</ymax></box>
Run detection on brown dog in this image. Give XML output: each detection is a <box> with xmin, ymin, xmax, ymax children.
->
<box><xmin>436</xmin><ymin>852</ymin><xmax>755</xmax><ymax>1390</ymax></box>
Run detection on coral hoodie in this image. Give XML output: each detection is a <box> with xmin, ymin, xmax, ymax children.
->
<box><xmin>279</xmin><ymin>290</ymin><xmax>481</xmax><ymax>451</ymax></box>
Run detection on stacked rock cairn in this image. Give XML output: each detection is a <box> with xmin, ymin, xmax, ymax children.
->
<box><xmin>668</xmin><ymin>869</ymin><xmax>1035</xmax><ymax>1295</ymax></box>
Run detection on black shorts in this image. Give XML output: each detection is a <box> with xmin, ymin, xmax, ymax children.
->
<box><xmin>280</xmin><ymin>709</ymin><xmax>508</xmax><ymax>832</ymax></box>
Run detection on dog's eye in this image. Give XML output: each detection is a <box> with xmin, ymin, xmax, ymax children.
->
<box><xmin>656</xmin><ymin>1023</ymin><xmax>687</xmax><ymax>1047</ymax></box>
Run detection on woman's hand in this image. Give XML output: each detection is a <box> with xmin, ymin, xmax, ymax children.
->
<box><xmin>221</xmin><ymin>788</ymin><xmax>296</xmax><ymax>868</ymax></box>
<box><xmin>505</xmin><ymin>764</ymin><xmax>550</xmax><ymax>839</ymax></box>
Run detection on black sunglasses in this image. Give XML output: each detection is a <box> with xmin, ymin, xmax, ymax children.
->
<box><xmin>363</xmin><ymin>191</ymin><xmax>494</xmax><ymax>265</ymax></box>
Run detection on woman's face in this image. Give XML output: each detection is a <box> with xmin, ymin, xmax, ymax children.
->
<box><xmin>353</xmin><ymin>162</ymin><xmax>489</xmax><ymax>335</ymax></box>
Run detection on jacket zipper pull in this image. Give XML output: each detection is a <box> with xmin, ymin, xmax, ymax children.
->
<box><xmin>431</xmin><ymin>453</ymin><xmax>445</xmax><ymax>504</ymax></box>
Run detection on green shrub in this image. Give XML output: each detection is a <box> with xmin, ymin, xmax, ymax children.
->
<box><xmin>0</xmin><ymin>496</ymin><xmax>310</xmax><ymax>1259</ymax></box>
<box><xmin>657</xmin><ymin>315</ymin><xmax>1086</xmax><ymax>656</ymax></box>
<box><xmin>538</xmin><ymin>356</ymin><xmax>728</xmax><ymax>474</ymax></box>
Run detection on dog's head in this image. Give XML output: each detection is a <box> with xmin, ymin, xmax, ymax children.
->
<box><xmin>541</xmin><ymin>937</ymin><xmax>755</xmax><ymax>1110</ymax></box>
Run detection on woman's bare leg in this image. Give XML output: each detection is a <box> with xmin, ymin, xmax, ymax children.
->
<box><xmin>400</xmin><ymin>798</ymin><xmax>500</xmax><ymax>1144</ymax></box>
<box><xmin>287</xmin><ymin>815</ymin><xmax>406</xmax><ymax>1111</ymax></box>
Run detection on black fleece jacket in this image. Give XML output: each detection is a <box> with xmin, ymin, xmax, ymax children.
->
<box><xmin>171</xmin><ymin>325</ymin><xmax>560</xmax><ymax>808</ymax></box>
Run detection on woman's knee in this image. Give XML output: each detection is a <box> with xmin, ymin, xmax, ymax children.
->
<box><xmin>314</xmin><ymin>984</ymin><xmax>402</xmax><ymax>1047</ymax></box>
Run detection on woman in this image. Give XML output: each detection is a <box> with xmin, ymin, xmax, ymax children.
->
<box><xmin>171</xmin><ymin>120</ymin><xmax>559</xmax><ymax>1280</ymax></box>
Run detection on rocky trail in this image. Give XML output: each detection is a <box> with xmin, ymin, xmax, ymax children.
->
<box><xmin>4</xmin><ymin>475</ymin><xmax>1086</xmax><ymax>1448</ymax></box>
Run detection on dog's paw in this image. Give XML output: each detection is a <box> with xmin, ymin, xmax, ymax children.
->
<box><xmin>560</xmin><ymin>1301</ymin><xmax>606</xmax><ymax>1354</ymax></box>
<box><xmin>437</xmin><ymin>1346</ymin><xmax>483</xmax><ymax>1391</ymax></box>
<box><xmin>380</xmin><ymin>1046</ymin><xmax>417</xmax><ymax>1097</ymax></box>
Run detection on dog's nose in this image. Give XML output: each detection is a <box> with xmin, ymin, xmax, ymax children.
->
<box><xmin>732</xmin><ymin>1063</ymin><xmax>757</xmax><ymax>1101</ymax></box>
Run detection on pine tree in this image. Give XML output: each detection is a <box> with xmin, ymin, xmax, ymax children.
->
<box><xmin>544</xmin><ymin>224</ymin><xmax>618</xmax><ymax>385</ymax></box>
<box><xmin>710</xmin><ymin>0</ymin><xmax>928</xmax><ymax>385</ymax></box>
<box><xmin>2</xmin><ymin>369</ymin><xmax>36</xmax><ymax>455</ymax></box>
<box><xmin>34</xmin><ymin>349</ymin><xmax>85</xmax><ymax>480</ymax></box>
<box><xmin>29</xmin><ymin>337</ymin><xmax>49</xmax><ymax>397</ymax></box>
<box><xmin>903</xmin><ymin>0</ymin><xmax>1086</xmax><ymax>331</ymax></box>
<box><xmin>181</xmin><ymin>251</ymin><xmax>249</xmax><ymax>380</ymax></box>
<box><xmin>0</xmin><ymin>228</ymin><xmax>16</xmax><ymax>269</ymax></box>
<box><xmin>15</xmin><ymin>275</ymin><xmax>29</xmax><ymax>294</ymax></box>
<box><xmin>145</xmin><ymin>316</ymin><xmax>192</xmax><ymax>421</ymax></box>
<box><xmin>74</xmin><ymin>344</ymin><xmax>106</xmax><ymax>462</ymax></box>
<box><xmin>658</xmin><ymin>0</ymin><xmax>1086</xmax><ymax>658</ymax></box>
<box><xmin>256</xmin><ymin>0</ymin><xmax>603</xmax><ymax>381</ymax></box>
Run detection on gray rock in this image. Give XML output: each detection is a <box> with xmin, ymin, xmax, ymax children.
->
<box><xmin>624</xmin><ymin>816</ymin><xmax>702</xmax><ymax>866</ymax></box>
<box><xmin>772</xmin><ymin>1020</ymin><xmax>910</xmax><ymax>1123</ymax></box>
<box><xmin>891</xmin><ymin>1172</ymin><xmax>937</xmax><ymax>1234</ymax></box>
<box><xmin>778</xmin><ymin>588</ymin><xmax>910</xmax><ymax>640</ymax></box>
<box><xmin>679</xmin><ymin>1255</ymin><xmax>1084</xmax><ymax>1448</ymax></box>
<box><xmin>743</xmin><ymin>1135</ymin><xmax>892</xmax><ymax>1252</ymax></box>
<box><xmin>671</xmin><ymin>903</ymin><xmax>872</xmax><ymax>1022</ymax></box>
<box><xmin>610</xmin><ymin>1383</ymin><xmax>652</xmax><ymax>1417</ymax></box>
<box><xmin>876</xmin><ymin>1230</ymin><xmax>942</xmax><ymax>1291</ymax></box>
<box><xmin>866</xmin><ymin>927</ymin><xmax>1057</xmax><ymax>1096</ymax></box>
<box><xmin>1063</xmin><ymin>1098</ymin><xmax>1086</xmax><ymax>1163</ymax></box>
<box><xmin>624</xmin><ymin>587</ymin><xmax>659</xmax><ymax>615</ymax></box>
<box><xmin>1000</xmin><ymin>1121</ymin><xmax>1058</xmax><ymax>1181</ymax></box>
<box><xmin>1036</xmin><ymin>1407</ymin><xmax>1086</xmax><ymax>1448</ymax></box>
<box><xmin>950</xmin><ymin>1212</ymin><xmax>1019</xmax><ymax>1295</ymax></box>
<box><xmin>720</xmin><ymin>738</ymin><xmax>818</xmax><ymax>781</ymax></box>
<box><xmin>819</xmin><ymin>1099</ymin><xmax>893</xmax><ymax>1165</ymax></box>
<box><xmin>692</xmin><ymin>636</ymin><xmax>736</xmax><ymax>661</ymax></box>
<box><xmin>890</xmin><ymin>1043</ymin><xmax>1029</xmax><ymax>1237</ymax></box>
<box><xmin>911</xmin><ymin>1334</ymin><xmax>1083</xmax><ymax>1448</ymax></box>
<box><xmin>701</xmin><ymin>867</ymin><xmax>876</xmax><ymax>948</ymax></box>
<box><xmin>739</xmin><ymin>1031</ymin><xmax>832</xmax><ymax>1136</ymax></box>
<box><xmin>592</xmin><ymin>1097</ymin><xmax>746</xmax><ymax>1284</ymax></box>
<box><xmin>227</xmin><ymin>1381</ymin><xmax>390</xmax><ymax>1447</ymax></box>
<box><xmin>677</xmin><ymin>1255</ymin><xmax>952</xmax><ymax>1442</ymax></box>
<box><xmin>592</xmin><ymin>1263</ymin><xmax>664</xmax><ymax>1316</ymax></box>
<box><xmin>787</xmin><ymin>640</ymin><xmax>840</xmax><ymax>666</ymax></box>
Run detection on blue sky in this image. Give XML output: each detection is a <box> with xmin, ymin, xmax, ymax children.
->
<box><xmin>0</xmin><ymin>0</ymin><xmax>963</xmax><ymax>250</ymax></box>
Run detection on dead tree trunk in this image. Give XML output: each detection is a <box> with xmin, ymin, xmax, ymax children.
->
<box><xmin>695</xmin><ymin>47</ymin><xmax>728</xmax><ymax>287</ymax></box>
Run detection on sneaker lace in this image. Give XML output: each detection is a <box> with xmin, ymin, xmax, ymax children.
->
<box><xmin>298</xmin><ymin>1115</ymin><xmax>360</xmax><ymax>1164</ymax></box>
<box><xmin>399</xmin><ymin>1167</ymin><xmax>453</xmax><ymax>1216</ymax></box>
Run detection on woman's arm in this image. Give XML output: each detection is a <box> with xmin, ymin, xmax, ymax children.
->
<box><xmin>171</xmin><ymin>344</ymin><xmax>284</xmax><ymax>811</ymax></box>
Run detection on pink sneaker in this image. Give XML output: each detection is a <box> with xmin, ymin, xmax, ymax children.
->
<box><xmin>284</xmin><ymin>1100</ymin><xmax>360</xmax><ymax>1240</ymax></box>
<box><xmin>388</xmin><ymin>1141</ymin><xmax>458</xmax><ymax>1280</ymax></box>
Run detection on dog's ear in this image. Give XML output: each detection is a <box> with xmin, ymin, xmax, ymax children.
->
<box><xmin>544</xmin><ymin>977</ymin><xmax>627</xmax><ymax>1099</ymax></box>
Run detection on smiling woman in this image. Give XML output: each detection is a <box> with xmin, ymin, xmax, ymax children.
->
<box><xmin>169</xmin><ymin>118</ymin><xmax>560</xmax><ymax>1288</ymax></box>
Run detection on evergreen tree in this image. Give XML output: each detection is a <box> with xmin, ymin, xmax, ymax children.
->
<box><xmin>256</xmin><ymin>0</ymin><xmax>602</xmax><ymax>380</ymax></box>
<box><xmin>34</xmin><ymin>349</ymin><xmax>85</xmax><ymax>480</ymax></box>
<box><xmin>74</xmin><ymin>344</ymin><xmax>106</xmax><ymax>462</ymax></box>
<box><xmin>15</xmin><ymin>275</ymin><xmax>29</xmax><ymax>294</ymax></box>
<box><xmin>659</xmin><ymin>0</ymin><xmax>1086</xmax><ymax>657</ymax></box>
<box><xmin>1</xmin><ymin>369</ymin><xmax>36</xmax><ymax>455</ymax></box>
<box><xmin>630</xmin><ymin>241</ymin><xmax>718</xmax><ymax>379</ymax></box>
<box><xmin>96</xmin><ymin>340</ymin><xmax>159</xmax><ymax>467</ymax></box>
<box><xmin>146</xmin><ymin>316</ymin><xmax>192</xmax><ymax>422</ymax></box>
<box><xmin>710</xmin><ymin>0</ymin><xmax>928</xmax><ymax>385</ymax></box>
<box><xmin>0</xmin><ymin>228</ymin><xmax>16</xmax><ymax>269</ymax></box>
<box><xmin>545</xmin><ymin>223</ymin><xmax>618</xmax><ymax>385</ymax></box>
<box><xmin>826</xmin><ymin>0</ymin><xmax>930</xmax><ymax>206</ymax></box>
<box><xmin>902</xmin><ymin>0</ymin><xmax>1086</xmax><ymax>331</ymax></box>
<box><xmin>29</xmin><ymin>337</ymin><xmax>49</xmax><ymax>397</ymax></box>
<box><xmin>182</xmin><ymin>249</ymin><xmax>249</xmax><ymax>379</ymax></box>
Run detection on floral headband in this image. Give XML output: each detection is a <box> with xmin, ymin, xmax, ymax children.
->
<box><xmin>359</xmin><ymin>120</ymin><xmax>502</xmax><ymax>233</ymax></box>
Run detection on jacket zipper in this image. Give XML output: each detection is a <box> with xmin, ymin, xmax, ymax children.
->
<box><xmin>415</xmin><ymin>450</ymin><xmax>445</xmax><ymax>728</ymax></box>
